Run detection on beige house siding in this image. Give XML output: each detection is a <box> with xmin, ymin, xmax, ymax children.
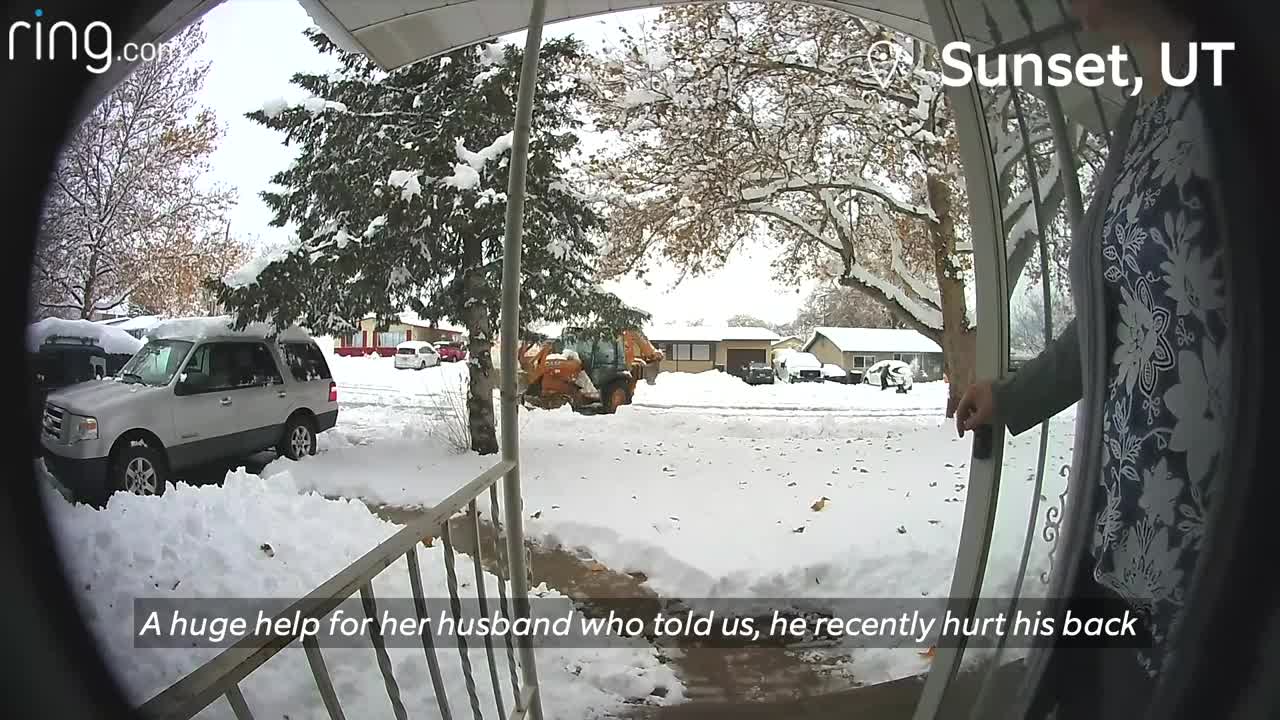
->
<box><xmin>661</xmin><ymin>359</ymin><xmax>716</xmax><ymax>374</ymax></box>
<box><xmin>806</xmin><ymin>335</ymin><xmax>844</xmax><ymax>366</ymax></box>
<box><xmin>772</xmin><ymin>337</ymin><xmax>804</xmax><ymax>351</ymax></box>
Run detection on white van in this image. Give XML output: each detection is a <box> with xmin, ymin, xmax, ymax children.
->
<box><xmin>394</xmin><ymin>340</ymin><xmax>439</xmax><ymax>370</ymax></box>
<box><xmin>778</xmin><ymin>351</ymin><xmax>823</xmax><ymax>383</ymax></box>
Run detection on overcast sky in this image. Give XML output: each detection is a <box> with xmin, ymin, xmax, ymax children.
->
<box><xmin>193</xmin><ymin>0</ymin><xmax>814</xmax><ymax>327</ymax></box>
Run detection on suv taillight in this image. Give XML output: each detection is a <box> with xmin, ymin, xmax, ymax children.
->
<box><xmin>328</xmin><ymin>381</ymin><xmax>337</xmax><ymax>402</ymax></box>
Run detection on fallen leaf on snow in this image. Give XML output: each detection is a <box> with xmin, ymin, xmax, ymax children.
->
<box><xmin>811</xmin><ymin>497</ymin><xmax>831</xmax><ymax>512</ymax></box>
<box><xmin>793</xmin><ymin>526</ymin><xmax>806</xmax><ymax>533</ymax></box>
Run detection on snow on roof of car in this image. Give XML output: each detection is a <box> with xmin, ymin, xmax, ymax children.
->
<box><xmin>145</xmin><ymin>315</ymin><xmax>314</xmax><ymax>343</ymax></box>
<box><xmin>27</xmin><ymin>318</ymin><xmax>144</xmax><ymax>355</ymax></box>
<box><xmin>806</xmin><ymin>327</ymin><xmax>943</xmax><ymax>354</ymax></box>
<box><xmin>396</xmin><ymin>340</ymin><xmax>435</xmax><ymax>348</ymax></box>
<box><xmin>783</xmin><ymin>351</ymin><xmax>822</xmax><ymax>368</ymax></box>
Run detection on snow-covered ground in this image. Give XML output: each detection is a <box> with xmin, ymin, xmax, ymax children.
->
<box><xmin>39</xmin><ymin>352</ymin><xmax>1076</xmax><ymax>708</ymax></box>
<box><xmin>287</xmin><ymin>356</ymin><xmax>1076</xmax><ymax>684</ymax></box>
<box><xmin>39</xmin><ymin>467</ymin><xmax>682</xmax><ymax>718</ymax></box>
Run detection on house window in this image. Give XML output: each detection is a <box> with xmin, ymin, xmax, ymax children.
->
<box><xmin>894</xmin><ymin>353</ymin><xmax>917</xmax><ymax>365</ymax></box>
<box><xmin>672</xmin><ymin>343</ymin><xmax>711</xmax><ymax>361</ymax></box>
<box><xmin>348</xmin><ymin>332</ymin><xmax>362</xmax><ymax>347</ymax></box>
<box><xmin>852</xmin><ymin>355</ymin><xmax>873</xmax><ymax>369</ymax></box>
<box><xmin>380</xmin><ymin>330</ymin><xmax>407</xmax><ymax>346</ymax></box>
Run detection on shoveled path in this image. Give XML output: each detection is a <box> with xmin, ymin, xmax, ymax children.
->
<box><xmin>371</xmin><ymin>503</ymin><xmax>1026</xmax><ymax>719</ymax></box>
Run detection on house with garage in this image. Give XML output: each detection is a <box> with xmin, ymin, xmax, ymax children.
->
<box><xmin>335</xmin><ymin>311</ymin><xmax>466</xmax><ymax>356</ymax></box>
<box><xmin>803</xmin><ymin>327</ymin><xmax>945</xmax><ymax>382</ymax></box>
<box><xmin>645</xmin><ymin>325</ymin><xmax>781</xmax><ymax>377</ymax></box>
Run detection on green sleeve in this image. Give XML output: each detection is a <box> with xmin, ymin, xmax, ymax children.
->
<box><xmin>991</xmin><ymin>317</ymin><xmax>1083</xmax><ymax>436</ymax></box>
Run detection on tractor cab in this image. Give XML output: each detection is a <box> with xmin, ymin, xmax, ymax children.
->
<box><xmin>558</xmin><ymin>329</ymin><xmax>630</xmax><ymax>393</ymax></box>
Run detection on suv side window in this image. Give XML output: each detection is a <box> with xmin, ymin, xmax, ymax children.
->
<box><xmin>245</xmin><ymin>343</ymin><xmax>284</xmax><ymax>386</ymax></box>
<box><xmin>184</xmin><ymin>342</ymin><xmax>283</xmax><ymax>392</ymax></box>
<box><xmin>181</xmin><ymin>345</ymin><xmax>218</xmax><ymax>392</ymax></box>
<box><xmin>282</xmin><ymin>342</ymin><xmax>333</xmax><ymax>382</ymax></box>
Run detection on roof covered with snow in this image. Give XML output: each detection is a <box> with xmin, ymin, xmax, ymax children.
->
<box><xmin>27</xmin><ymin>318</ymin><xmax>145</xmax><ymax>355</ymax></box>
<box><xmin>806</xmin><ymin>327</ymin><xmax>943</xmax><ymax>354</ymax></box>
<box><xmin>145</xmin><ymin>316</ymin><xmax>314</xmax><ymax>343</ymax></box>
<box><xmin>645</xmin><ymin>325</ymin><xmax>780</xmax><ymax>343</ymax></box>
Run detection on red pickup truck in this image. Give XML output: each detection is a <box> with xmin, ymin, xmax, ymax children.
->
<box><xmin>436</xmin><ymin>342</ymin><xmax>467</xmax><ymax>362</ymax></box>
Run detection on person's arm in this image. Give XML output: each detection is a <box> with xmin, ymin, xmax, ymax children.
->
<box><xmin>991</xmin><ymin>316</ymin><xmax>1083</xmax><ymax>436</ymax></box>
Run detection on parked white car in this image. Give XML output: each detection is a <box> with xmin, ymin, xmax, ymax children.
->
<box><xmin>394</xmin><ymin>340</ymin><xmax>439</xmax><ymax>370</ymax></box>
<box><xmin>862</xmin><ymin>359</ymin><xmax>914</xmax><ymax>391</ymax></box>
<box><xmin>821</xmin><ymin>363</ymin><xmax>850</xmax><ymax>383</ymax></box>
<box><xmin>39</xmin><ymin>318</ymin><xmax>338</xmax><ymax>504</ymax></box>
<box><xmin>778</xmin><ymin>351</ymin><xmax>823</xmax><ymax>383</ymax></box>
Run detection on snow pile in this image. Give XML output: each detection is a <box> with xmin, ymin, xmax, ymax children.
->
<box><xmin>457</xmin><ymin>133</ymin><xmax>514</xmax><ymax>170</ymax></box>
<box><xmin>619</xmin><ymin>88</ymin><xmax>664</xmax><ymax>108</ymax></box>
<box><xmin>387</xmin><ymin>170</ymin><xmax>423</xmax><ymax>201</ymax></box>
<box><xmin>442</xmin><ymin>163</ymin><xmax>481</xmax><ymax>190</ymax></box>
<box><xmin>27</xmin><ymin>318</ymin><xmax>144</xmax><ymax>355</ymax></box>
<box><xmin>444</xmin><ymin>133</ymin><xmax>515</xmax><ymax>191</ymax></box>
<box><xmin>300</xmin><ymin>96</ymin><xmax>348</xmax><ymax>114</ymax></box>
<box><xmin>260</xmin><ymin>97</ymin><xmax>289</xmax><ymax>118</ymax></box>
<box><xmin>636</xmin><ymin>369</ymin><xmax>948</xmax><ymax>413</ymax></box>
<box><xmin>146</xmin><ymin>316</ymin><xmax>312</xmax><ymax>343</ymax></box>
<box><xmin>222</xmin><ymin>240</ymin><xmax>299</xmax><ymax>289</ymax></box>
<box><xmin>259</xmin><ymin>96</ymin><xmax>348</xmax><ymax>118</ymax></box>
<box><xmin>40</xmin><ymin>469</ymin><xmax>683</xmax><ymax>716</ymax></box>
<box><xmin>478</xmin><ymin>42</ymin><xmax>505</xmax><ymax>66</ymax></box>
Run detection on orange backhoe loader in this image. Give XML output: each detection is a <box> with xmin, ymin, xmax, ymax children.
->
<box><xmin>516</xmin><ymin>328</ymin><xmax>663</xmax><ymax>414</ymax></box>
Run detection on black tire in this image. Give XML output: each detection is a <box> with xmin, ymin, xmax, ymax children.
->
<box><xmin>111</xmin><ymin>443</ymin><xmax>168</xmax><ymax>498</ymax></box>
<box><xmin>602</xmin><ymin>382</ymin><xmax>629</xmax><ymax>414</ymax></box>
<box><xmin>279</xmin><ymin>415</ymin><xmax>317</xmax><ymax>460</ymax></box>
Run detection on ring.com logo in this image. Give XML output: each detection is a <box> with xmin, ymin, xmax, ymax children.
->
<box><xmin>7</xmin><ymin>8</ymin><xmax>169</xmax><ymax>75</ymax></box>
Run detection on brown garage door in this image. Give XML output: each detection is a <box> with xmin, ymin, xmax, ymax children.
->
<box><xmin>725</xmin><ymin>349</ymin><xmax>767</xmax><ymax>377</ymax></box>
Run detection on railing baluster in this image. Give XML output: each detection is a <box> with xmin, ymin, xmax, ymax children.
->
<box><xmin>442</xmin><ymin>520</ymin><xmax>485</xmax><ymax>720</ymax></box>
<box><xmin>303</xmin><ymin>635</ymin><xmax>347</xmax><ymax>720</ymax></box>
<box><xmin>468</xmin><ymin>499</ymin><xmax>506</xmax><ymax>718</ymax></box>
<box><xmin>359</xmin><ymin>582</ymin><xmax>409</xmax><ymax>720</ymax></box>
<box><xmin>408</xmin><ymin>546</ymin><xmax>454</xmax><ymax>720</ymax></box>
<box><xmin>225</xmin><ymin>684</ymin><xmax>254</xmax><ymax>720</ymax></box>
<box><xmin>489</xmin><ymin>484</ymin><xmax>522</xmax><ymax>702</ymax></box>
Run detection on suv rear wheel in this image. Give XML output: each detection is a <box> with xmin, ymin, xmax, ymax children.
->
<box><xmin>280</xmin><ymin>415</ymin><xmax>317</xmax><ymax>460</ymax></box>
<box><xmin>113</xmin><ymin>444</ymin><xmax>168</xmax><ymax>497</ymax></box>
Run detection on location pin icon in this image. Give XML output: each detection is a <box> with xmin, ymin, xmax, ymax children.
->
<box><xmin>866</xmin><ymin>39</ymin><xmax>901</xmax><ymax>90</ymax></box>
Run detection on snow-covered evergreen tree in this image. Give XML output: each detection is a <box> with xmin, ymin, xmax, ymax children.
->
<box><xmin>214</xmin><ymin>31</ymin><xmax>647</xmax><ymax>454</ymax></box>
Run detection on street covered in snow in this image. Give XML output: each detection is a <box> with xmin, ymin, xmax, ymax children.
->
<box><xmin>40</xmin><ymin>352</ymin><xmax>1076</xmax><ymax>716</ymax></box>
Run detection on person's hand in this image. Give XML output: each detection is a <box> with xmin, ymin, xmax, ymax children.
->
<box><xmin>954</xmin><ymin>380</ymin><xmax>996</xmax><ymax>437</ymax></box>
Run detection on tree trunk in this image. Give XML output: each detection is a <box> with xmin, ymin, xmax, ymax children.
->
<box><xmin>925</xmin><ymin>173</ymin><xmax>976</xmax><ymax>418</ymax></box>
<box><xmin>462</xmin><ymin>237</ymin><xmax>499</xmax><ymax>455</ymax></box>
<box><xmin>80</xmin><ymin>246</ymin><xmax>99</xmax><ymax>319</ymax></box>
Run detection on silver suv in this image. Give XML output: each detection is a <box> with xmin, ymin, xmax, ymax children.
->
<box><xmin>40</xmin><ymin>321</ymin><xmax>338</xmax><ymax>503</ymax></box>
